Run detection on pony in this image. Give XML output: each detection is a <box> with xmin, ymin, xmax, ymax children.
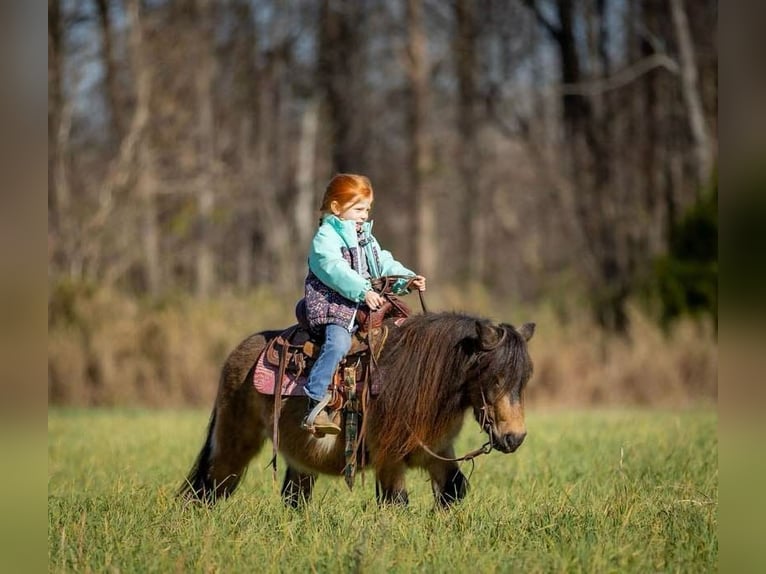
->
<box><xmin>180</xmin><ymin>311</ymin><xmax>535</xmax><ymax>509</ymax></box>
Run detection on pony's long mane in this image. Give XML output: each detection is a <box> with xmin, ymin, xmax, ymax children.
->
<box><xmin>369</xmin><ymin>312</ymin><xmax>531</xmax><ymax>467</ymax></box>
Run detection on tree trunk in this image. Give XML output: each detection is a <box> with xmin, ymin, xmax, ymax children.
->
<box><xmin>194</xmin><ymin>0</ymin><xmax>217</xmax><ymax>298</ymax></box>
<box><xmin>318</xmin><ymin>0</ymin><xmax>368</xmax><ymax>173</ymax></box>
<box><xmin>236</xmin><ymin>118</ymin><xmax>254</xmax><ymax>290</ymax></box>
<box><xmin>126</xmin><ymin>0</ymin><xmax>161</xmax><ymax>296</ymax></box>
<box><xmin>406</xmin><ymin>0</ymin><xmax>436</xmax><ymax>281</ymax></box>
<box><xmin>638</xmin><ymin>0</ymin><xmax>665</xmax><ymax>256</ymax></box>
<box><xmin>524</xmin><ymin>0</ymin><xmax>628</xmax><ymax>331</ymax></box>
<box><xmin>48</xmin><ymin>0</ymin><xmax>68</xmax><ymax>233</ymax></box>
<box><xmin>669</xmin><ymin>0</ymin><xmax>713</xmax><ymax>190</ymax></box>
<box><xmin>94</xmin><ymin>0</ymin><xmax>125</xmax><ymax>141</ymax></box>
<box><xmin>231</xmin><ymin>0</ymin><xmax>258</xmax><ymax>291</ymax></box>
<box><xmin>295</xmin><ymin>98</ymin><xmax>319</xmax><ymax>250</ymax></box>
<box><xmin>454</xmin><ymin>0</ymin><xmax>483</xmax><ymax>281</ymax></box>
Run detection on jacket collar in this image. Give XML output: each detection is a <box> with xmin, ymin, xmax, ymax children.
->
<box><xmin>322</xmin><ymin>214</ymin><xmax>373</xmax><ymax>244</ymax></box>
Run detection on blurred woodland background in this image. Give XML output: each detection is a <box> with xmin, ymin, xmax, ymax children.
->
<box><xmin>48</xmin><ymin>0</ymin><xmax>717</xmax><ymax>407</ymax></box>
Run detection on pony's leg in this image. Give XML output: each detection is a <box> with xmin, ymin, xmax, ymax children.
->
<box><xmin>204</xmin><ymin>393</ymin><xmax>268</xmax><ymax>499</ymax></box>
<box><xmin>181</xmin><ymin>332</ymin><xmax>276</xmax><ymax>504</ymax></box>
<box><xmin>375</xmin><ymin>463</ymin><xmax>409</xmax><ymax>506</ymax></box>
<box><xmin>181</xmin><ymin>402</ymin><xmax>267</xmax><ymax>503</ymax></box>
<box><xmin>280</xmin><ymin>466</ymin><xmax>317</xmax><ymax>509</ymax></box>
<box><xmin>425</xmin><ymin>449</ymin><xmax>469</xmax><ymax>509</ymax></box>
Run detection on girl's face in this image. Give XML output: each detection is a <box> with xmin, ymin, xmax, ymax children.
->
<box><xmin>333</xmin><ymin>198</ymin><xmax>372</xmax><ymax>227</ymax></box>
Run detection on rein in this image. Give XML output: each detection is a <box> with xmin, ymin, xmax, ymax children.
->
<box><xmin>407</xmin><ymin>388</ymin><xmax>495</xmax><ymax>464</ymax></box>
<box><xmin>417</xmin><ymin>290</ymin><xmax>428</xmax><ymax>314</ymax></box>
<box><xmin>411</xmin><ymin>437</ymin><xmax>493</xmax><ymax>463</ymax></box>
<box><xmin>371</xmin><ymin>275</ymin><xmax>428</xmax><ymax>314</ymax></box>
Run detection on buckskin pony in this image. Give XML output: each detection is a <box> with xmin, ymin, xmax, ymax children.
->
<box><xmin>180</xmin><ymin>296</ymin><xmax>535</xmax><ymax>509</ymax></box>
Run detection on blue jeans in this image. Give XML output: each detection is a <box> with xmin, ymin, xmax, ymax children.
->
<box><xmin>304</xmin><ymin>324</ymin><xmax>352</xmax><ymax>401</ymax></box>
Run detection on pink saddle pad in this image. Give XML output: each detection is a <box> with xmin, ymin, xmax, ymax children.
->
<box><xmin>252</xmin><ymin>350</ymin><xmax>383</xmax><ymax>396</ymax></box>
<box><xmin>253</xmin><ymin>350</ymin><xmax>308</xmax><ymax>396</ymax></box>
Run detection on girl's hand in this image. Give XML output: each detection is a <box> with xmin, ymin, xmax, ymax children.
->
<box><xmin>411</xmin><ymin>275</ymin><xmax>426</xmax><ymax>291</ymax></box>
<box><xmin>365</xmin><ymin>290</ymin><xmax>386</xmax><ymax>310</ymax></box>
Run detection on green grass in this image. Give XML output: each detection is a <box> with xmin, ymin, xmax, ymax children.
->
<box><xmin>48</xmin><ymin>408</ymin><xmax>717</xmax><ymax>573</ymax></box>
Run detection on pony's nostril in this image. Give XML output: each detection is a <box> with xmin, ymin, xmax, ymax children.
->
<box><xmin>504</xmin><ymin>432</ymin><xmax>526</xmax><ymax>451</ymax></box>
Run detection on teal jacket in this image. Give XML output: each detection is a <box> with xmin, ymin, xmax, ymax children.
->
<box><xmin>304</xmin><ymin>215</ymin><xmax>414</xmax><ymax>329</ymax></box>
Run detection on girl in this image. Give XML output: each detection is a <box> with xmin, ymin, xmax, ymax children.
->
<box><xmin>302</xmin><ymin>174</ymin><xmax>426</xmax><ymax>434</ymax></box>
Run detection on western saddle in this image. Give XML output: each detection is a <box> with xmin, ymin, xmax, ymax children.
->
<box><xmin>266</xmin><ymin>275</ymin><xmax>423</xmax><ymax>488</ymax></box>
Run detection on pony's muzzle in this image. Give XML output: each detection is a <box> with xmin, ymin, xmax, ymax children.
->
<box><xmin>496</xmin><ymin>431</ymin><xmax>526</xmax><ymax>453</ymax></box>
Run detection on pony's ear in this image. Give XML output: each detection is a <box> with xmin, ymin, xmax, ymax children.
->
<box><xmin>518</xmin><ymin>322</ymin><xmax>536</xmax><ymax>342</ymax></box>
<box><xmin>476</xmin><ymin>321</ymin><xmax>504</xmax><ymax>350</ymax></box>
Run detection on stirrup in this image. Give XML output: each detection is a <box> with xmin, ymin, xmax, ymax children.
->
<box><xmin>301</xmin><ymin>394</ymin><xmax>334</xmax><ymax>434</ymax></box>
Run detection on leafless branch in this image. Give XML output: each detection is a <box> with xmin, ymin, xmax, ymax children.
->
<box><xmin>555</xmin><ymin>53</ymin><xmax>679</xmax><ymax>96</ymax></box>
<box><xmin>88</xmin><ymin>0</ymin><xmax>151</xmax><ymax>234</ymax></box>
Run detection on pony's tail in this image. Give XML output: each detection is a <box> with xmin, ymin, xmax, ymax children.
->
<box><xmin>178</xmin><ymin>408</ymin><xmax>222</xmax><ymax>505</ymax></box>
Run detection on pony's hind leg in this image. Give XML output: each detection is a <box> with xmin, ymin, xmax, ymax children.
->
<box><xmin>181</xmin><ymin>331</ymin><xmax>278</xmax><ymax>504</ymax></box>
<box><xmin>181</xmin><ymin>364</ymin><xmax>270</xmax><ymax>503</ymax></box>
<box><xmin>203</xmin><ymin>401</ymin><xmax>268</xmax><ymax>500</ymax></box>
<box><xmin>206</xmin><ymin>370</ymin><xmax>274</xmax><ymax>497</ymax></box>
<box><xmin>181</xmin><ymin>397</ymin><xmax>268</xmax><ymax>504</ymax></box>
<box><xmin>281</xmin><ymin>466</ymin><xmax>317</xmax><ymax>509</ymax></box>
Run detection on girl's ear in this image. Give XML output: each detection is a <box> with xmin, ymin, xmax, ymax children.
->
<box><xmin>329</xmin><ymin>200</ymin><xmax>340</xmax><ymax>215</ymax></box>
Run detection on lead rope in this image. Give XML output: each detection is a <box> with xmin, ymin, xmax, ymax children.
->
<box><xmin>406</xmin><ymin>387</ymin><xmax>494</xmax><ymax>464</ymax></box>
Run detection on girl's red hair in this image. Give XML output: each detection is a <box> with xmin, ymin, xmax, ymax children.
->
<box><xmin>319</xmin><ymin>173</ymin><xmax>374</xmax><ymax>215</ymax></box>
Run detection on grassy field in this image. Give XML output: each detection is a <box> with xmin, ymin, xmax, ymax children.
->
<box><xmin>48</xmin><ymin>408</ymin><xmax>717</xmax><ymax>573</ymax></box>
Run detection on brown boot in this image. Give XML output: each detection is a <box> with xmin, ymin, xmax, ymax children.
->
<box><xmin>302</xmin><ymin>398</ymin><xmax>341</xmax><ymax>435</ymax></box>
<box><xmin>312</xmin><ymin>409</ymin><xmax>341</xmax><ymax>435</ymax></box>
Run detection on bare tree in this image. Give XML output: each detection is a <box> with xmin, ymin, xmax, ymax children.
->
<box><xmin>295</xmin><ymin>98</ymin><xmax>320</xmax><ymax>250</ymax></box>
<box><xmin>127</xmin><ymin>0</ymin><xmax>161</xmax><ymax>295</ymax></box>
<box><xmin>94</xmin><ymin>0</ymin><xmax>125</xmax><ymax>141</ymax></box>
<box><xmin>318</xmin><ymin>0</ymin><xmax>369</xmax><ymax>173</ymax></box>
<box><xmin>194</xmin><ymin>0</ymin><xmax>217</xmax><ymax>298</ymax></box>
<box><xmin>47</xmin><ymin>0</ymin><xmax>717</xmax><ymax>319</ymax></box>
<box><xmin>520</xmin><ymin>0</ymin><xmax>632</xmax><ymax>331</ymax></box>
<box><xmin>670</xmin><ymin>0</ymin><xmax>714</xmax><ymax>190</ymax></box>
<box><xmin>217</xmin><ymin>0</ymin><xmax>260</xmax><ymax>291</ymax></box>
<box><xmin>48</xmin><ymin>0</ymin><xmax>68</xmax><ymax>235</ymax></box>
<box><xmin>454</xmin><ymin>0</ymin><xmax>483</xmax><ymax>281</ymax></box>
<box><xmin>405</xmin><ymin>0</ymin><xmax>437</xmax><ymax>281</ymax></box>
